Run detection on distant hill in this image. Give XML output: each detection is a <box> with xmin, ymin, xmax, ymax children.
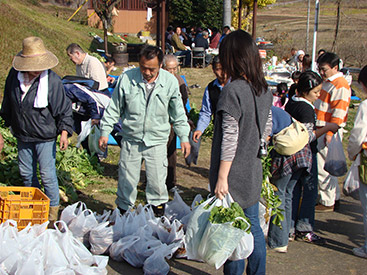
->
<box><xmin>256</xmin><ymin>0</ymin><xmax>367</xmax><ymax>67</ymax></box>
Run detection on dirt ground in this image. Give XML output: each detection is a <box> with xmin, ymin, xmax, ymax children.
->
<box><xmin>70</xmin><ymin>65</ymin><xmax>367</xmax><ymax>275</ymax></box>
<box><xmin>103</xmin><ymin>168</ymin><xmax>367</xmax><ymax>275</ymax></box>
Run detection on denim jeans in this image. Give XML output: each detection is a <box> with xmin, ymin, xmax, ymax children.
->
<box><xmin>223</xmin><ymin>202</ymin><xmax>266</xmax><ymax>275</ymax></box>
<box><xmin>358</xmin><ymin>181</ymin><xmax>367</xmax><ymax>250</ymax></box>
<box><xmin>17</xmin><ymin>140</ymin><xmax>60</xmax><ymax>206</ymax></box>
<box><xmin>291</xmin><ymin>153</ymin><xmax>318</xmax><ymax>233</ymax></box>
<box><xmin>268</xmin><ymin>169</ymin><xmax>303</xmax><ymax>248</ymax></box>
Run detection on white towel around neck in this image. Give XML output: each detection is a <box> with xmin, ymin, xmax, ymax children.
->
<box><xmin>18</xmin><ymin>70</ymin><xmax>49</xmax><ymax>108</ymax></box>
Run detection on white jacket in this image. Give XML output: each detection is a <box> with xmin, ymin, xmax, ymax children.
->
<box><xmin>347</xmin><ymin>99</ymin><xmax>367</xmax><ymax>161</ymax></box>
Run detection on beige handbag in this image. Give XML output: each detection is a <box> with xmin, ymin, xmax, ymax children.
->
<box><xmin>273</xmin><ymin>119</ymin><xmax>309</xmax><ymax>156</ymax></box>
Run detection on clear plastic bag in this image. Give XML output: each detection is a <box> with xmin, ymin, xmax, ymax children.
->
<box><xmin>68</xmin><ymin>209</ymin><xmax>98</xmax><ymax>248</ymax></box>
<box><xmin>228</xmin><ymin>218</ymin><xmax>254</xmax><ymax>261</ymax></box>
<box><xmin>343</xmin><ymin>154</ymin><xmax>360</xmax><ymax>200</ymax></box>
<box><xmin>324</xmin><ymin>132</ymin><xmax>348</xmax><ymax>177</ymax></box>
<box><xmin>197</xmin><ymin>221</ymin><xmax>245</xmax><ymax>269</ymax></box>
<box><xmin>184</xmin><ymin>196</ymin><xmax>217</xmax><ymax>261</ymax></box>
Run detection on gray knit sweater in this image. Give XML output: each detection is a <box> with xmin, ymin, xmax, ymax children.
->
<box><xmin>209</xmin><ymin>78</ymin><xmax>273</xmax><ymax>209</ymax></box>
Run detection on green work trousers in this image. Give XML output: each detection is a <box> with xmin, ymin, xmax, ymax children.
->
<box><xmin>116</xmin><ymin>139</ymin><xmax>168</xmax><ymax>210</ymax></box>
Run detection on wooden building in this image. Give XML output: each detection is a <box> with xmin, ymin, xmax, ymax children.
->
<box><xmin>88</xmin><ymin>0</ymin><xmax>166</xmax><ymax>35</ymax></box>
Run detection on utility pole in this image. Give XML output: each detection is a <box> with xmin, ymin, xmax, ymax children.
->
<box><xmin>223</xmin><ymin>0</ymin><xmax>232</xmax><ymax>28</ymax></box>
<box><xmin>306</xmin><ymin>0</ymin><xmax>310</xmax><ymax>52</ymax></box>
<box><xmin>252</xmin><ymin>0</ymin><xmax>258</xmax><ymax>39</ymax></box>
<box><xmin>311</xmin><ymin>0</ymin><xmax>320</xmax><ymax>71</ymax></box>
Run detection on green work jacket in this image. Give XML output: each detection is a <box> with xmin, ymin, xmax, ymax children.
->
<box><xmin>100</xmin><ymin>67</ymin><xmax>190</xmax><ymax>146</ymax></box>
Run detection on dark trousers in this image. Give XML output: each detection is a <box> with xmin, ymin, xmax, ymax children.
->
<box><xmin>166</xmin><ymin>127</ymin><xmax>176</xmax><ymax>191</ymax></box>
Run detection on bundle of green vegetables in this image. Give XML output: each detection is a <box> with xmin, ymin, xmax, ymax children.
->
<box><xmin>208</xmin><ymin>202</ymin><xmax>251</xmax><ymax>234</ymax></box>
<box><xmin>0</xmin><ymin>118</ymin><xmax>103</xmax><ymax>201</ymax></box>
<box><xmin>261</xmin><ymin>147</ymin><xmax>284</xmax><ymax>228</ymax></box>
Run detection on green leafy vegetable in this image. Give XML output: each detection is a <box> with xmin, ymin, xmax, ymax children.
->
<box><xmin>208</xmin><ymin>202</ymin><xmax>251</xmax><ymax>233</ymax></box>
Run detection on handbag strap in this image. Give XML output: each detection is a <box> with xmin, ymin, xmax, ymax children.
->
<box><xmin>250</xmin><ymin>87</ymin><xmax>263</xmax><ymax>141</ymax></box>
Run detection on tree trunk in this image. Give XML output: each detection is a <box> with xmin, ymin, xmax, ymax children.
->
<box><xmin>331</xmin><ymin>0</ymin><xmax>341</xmax><ymax>52</ymax></box>
<box><xmin>104</xmin><ymin>21</ymin><xmax>109</xmax><ymax>56</ymax></box>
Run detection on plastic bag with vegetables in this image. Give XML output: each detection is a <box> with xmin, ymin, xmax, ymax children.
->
<box><xmin>197</xmin><ymin>194</ymin><xmax>253</xmax><ymax>269</ymax></box>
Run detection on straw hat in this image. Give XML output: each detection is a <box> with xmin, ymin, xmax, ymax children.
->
<box><xmin>12</xmin><ymin>37</ymin><xmax>58</xmax><ymax>71</ymax></box>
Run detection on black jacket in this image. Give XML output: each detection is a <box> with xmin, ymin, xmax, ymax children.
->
<box><xmin>0</xmin><ymin>68</ymin><xmax>73</xmax><ymax>142</ymax></box>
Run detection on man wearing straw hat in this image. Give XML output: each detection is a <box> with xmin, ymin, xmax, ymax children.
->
<box><xmin>0</xmin><ymin>37</ymin><xmax>73</xmax><ymax>225</ymax></box>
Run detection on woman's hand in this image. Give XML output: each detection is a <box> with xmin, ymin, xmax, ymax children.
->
<box><xmin>215</xmin><ymin>176</ymin><xmax>229</xmax><ymax>200</ymax></box>
<box><xmin>215</xmin><ymin>161</ymin><xmax>232</xmax><ymax>199</ymax></box>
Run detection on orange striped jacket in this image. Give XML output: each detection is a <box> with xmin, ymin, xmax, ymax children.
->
<box><xmin>314</xmin><ymin>72</ymin><xmax>351</xmax><ymax>137</ymax></box>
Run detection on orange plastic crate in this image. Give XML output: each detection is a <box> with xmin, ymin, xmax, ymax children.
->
<box><xmin>0</xmin><ymin>187</ymin><xmax>50</xmax><ymax>229</ymax></box>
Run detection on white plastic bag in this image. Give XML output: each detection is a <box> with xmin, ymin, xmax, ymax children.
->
<box><xmin>68</xmin><ymin>209</ymin><xmax>98</xmax><ymax>248</ymax></box>
<box><xmin>196</xmin><ymin>194</ymin><xmax>251</xmax><ymax>268</ymax></box>
<box><xmin>258</xmin><ymin>201</ymin><xmax>271</xmax><ymax>236</ymax></box>
<box><xmin>343</xmin><ymin>154</ymin><xmax>360</xmax><ymax>200</ymax></box>
<box><xmin>185</xmin><ymin>196</ymin><xmax>217</xmax><ymax>261</ymax></box>
<box><xmin>89</xmin><ymin>221</ymin><xmax>114</xmax><ymax>255</ymax></box>
<box><xmin>60</xmin><ymin>201</ymin><xmax>87</xmax><ymax>226</ymax></box>
<box><xmin>54</xmin><ymin>221</ymin><xmax>109</xmax><ymax>274</ymax></box>
<box><xmin>88</xmin><ymin>125</ymin><xmax>104</xmax><ymax>156</ymax></box>
<box><xmin>76</xmin><ymin>119</ymin><xmax>92</xmax><ymax>148</ymax></box>
<box><xmin>155</xmin><ymin>216</ymin><xmax>184</xmax><ymax>245</ymax></box>
<box><xmin>164</xmin><ymin>190</ymin><xmax>191</xmax><ymax>221</ymax></box>
<box><xmin>228</xmin><ymin>218</ymin><xmax>254</xmax><ymax>261</ymax></box>
<box><xmin>143</xmin><ymin>243</ymin><xmax>179</xmax><ymax>275</ymax></box>
<box><xmin>94</xmin><ymin>209</ymin><xmax>111</xmax><ymax>223</ymax></box>
<box><xmin>109</xmin><ymin>235</ymin><xmax>139</xmax><ymax>262</ymax></box>
<box><xmin>324</xmin><ymin>132</ymin><xmax>348</xmax><ymax>177</ymax></box>
<box><xmin>109</xmin><ymin>208</ymin><xmax>124</xmax><ymax>242</ymax></box>
<box><xmin>121</xmin><ymin>227</ymin><xmax>161</xmax><ymax>267</ymax></box>
<box><xmin>15</xmin><ymin>246</ymin><xmax>44</xmax><ymax>275</ymax></box>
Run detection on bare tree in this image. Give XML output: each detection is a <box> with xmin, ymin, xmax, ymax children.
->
<box><xmin>331</xmin><ymin>0</ymin><xmax>342</xmax><ymax>52</ymax></box>
<box><xmin>92</xmin><ymin>0</ymin><xmax>120</xmax><ymax>56</ymax></box>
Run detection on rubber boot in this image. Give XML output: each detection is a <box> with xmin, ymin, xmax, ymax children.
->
<box><xmin>48</xmin><ymin>205</ymin><xmax>60</xmax><ymax>229</ymax></box>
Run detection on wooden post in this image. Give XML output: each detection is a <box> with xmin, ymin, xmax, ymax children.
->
<box><xmin>156</xmin><ymin>0</ymin><xmax>161</xmax><ymax>48</ymax></box>
<box><xmin>252</xmin><ymin>0</ymin><xmax>257</xmax><ymax>39</ymax></box>
<box><xmin>238</xmin><ymin>0</ymin><xmax>243</xmax><ymax>29</ymax></box>
<box><xmin>161</xmin><ymin>0</ymin><xmax>166</xmax><ymax>53</ymax></box>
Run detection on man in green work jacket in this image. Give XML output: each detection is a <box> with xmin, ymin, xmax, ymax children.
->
<box><xmin>99</xmin><ymin>45</ymin><xmax>190</xmax><ymax>216</ymax></box>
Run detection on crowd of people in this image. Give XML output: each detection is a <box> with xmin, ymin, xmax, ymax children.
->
<box><xmin>0</xmin><ymin>29</ymin><xmax>367</xmax><ymax>275</ymax></box>
<box><xmin>165</xmin><ymin>25</ymin><xmax>233</xmax><ymax>68</ymax></box>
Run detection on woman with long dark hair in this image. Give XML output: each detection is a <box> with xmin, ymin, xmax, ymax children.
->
<box><xmin>285</xmin><ymin>71</ymin><xmax>339</xmax><ymax>243</ymax></box>
<box><xmin>209</xmin><ymin>30</ymin><xmax>272</xmax><ymax>275</ymax></box>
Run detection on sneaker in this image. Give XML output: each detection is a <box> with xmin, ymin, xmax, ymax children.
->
<box><xmin>272</xmin><ymin>245</ymin><xmax>288</xmax><ymax>253</ymax></box>
<box><xmin>169</xmin><ymin>186</ymin><xmax>184</xmax><ymax>194</ymax></box>
<box><xmin>315</xmin><ymin>204</ymin><xmax>334</xmax><ymax>212</ymax></box>
<box><xmin>353</xmin><ymin>246</ymin><xmax>367</xmax><ymax>258</ymax></box>
<box><xmin>296</xmin><ymin>231</ymin><xmax>326</xmax><ymax>245</ymax></box>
